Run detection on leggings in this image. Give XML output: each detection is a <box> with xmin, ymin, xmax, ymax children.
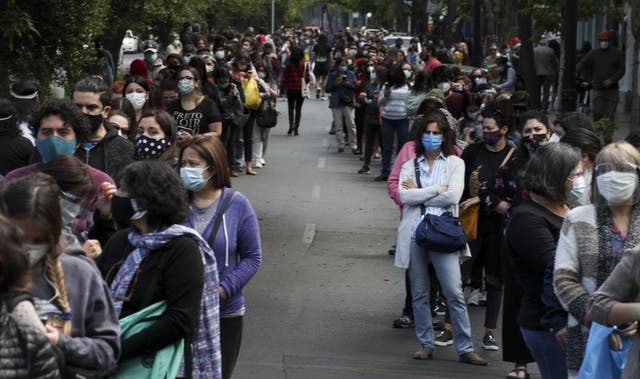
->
<box><xmin>287</xmin><ymin>90</ymin><xmax>304</xmax><ymax>130</ymax></box>
<box><xmin>221</xmin><ymin>316</ymin><xmax>244</xmax><ymax>379</ymax></box>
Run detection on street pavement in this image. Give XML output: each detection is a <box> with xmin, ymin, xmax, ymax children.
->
<box><xmin>229</xmin><ymin>98</ymin><xmax>542</xmax><ymax>379</ymax></box>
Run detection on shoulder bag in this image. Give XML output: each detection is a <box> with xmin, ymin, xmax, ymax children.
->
<box><xmin>256</xmin><ymin>100</ymin><xmax>278</xmax><ymax>128</ymax></box>
<box><xmin>413</xmin><ymin>158</ymin><xmax>467</xmax><ymax>253</ymax></box>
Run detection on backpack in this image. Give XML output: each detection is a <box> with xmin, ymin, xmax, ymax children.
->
<box><xmin>241</xmin><ymin>78</ymin><xmax>262</xmax><ymax>111</ymax></box>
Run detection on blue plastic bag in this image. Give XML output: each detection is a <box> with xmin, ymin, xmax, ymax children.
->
<box><xmin>578</xmin><ymin>322</ymin><xmax>632</xmax><ymax>379</ymax></box>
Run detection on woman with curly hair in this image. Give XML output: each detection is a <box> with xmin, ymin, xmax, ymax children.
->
<box><xmin>98</xmin><ymin>160</ymin><xmax>222</xmax><ymax>378</ymax></box>
<box><xmin>0</xmin><ymin>173</ymin><xmax>120</xmax><ymax>376</ymax></box>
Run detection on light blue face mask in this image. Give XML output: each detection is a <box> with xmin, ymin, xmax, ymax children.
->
<box><xmin>422</xmin><ymin>134</ymin><xmax>443</xmax><ymax>153</ymax></box>
<box><xmin>36</xmin><ymin>136</ymin><xmax>77</xmax><ymax>162</ymax></box>
<box><xmin>60</xmin><ymin>198</ymin><xmax>81</xmax><ymax>229</ymax></box>
<box><xmin>180</xmin><ymin>166</ymin><xmax>210</xmax><ymax>192</ymax></box>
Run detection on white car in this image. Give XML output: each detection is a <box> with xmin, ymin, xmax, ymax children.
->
<box><xmin>121</xmin><ymin>30</ymin><xmax>139</xmax><ymax>53</ymax></box>
<box><xmin>383</xmin><ymin>35</ymin><xmax>421</xmax><ymax>55</ymax></box>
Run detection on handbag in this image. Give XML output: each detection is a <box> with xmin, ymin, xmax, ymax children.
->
<box><xmin>256</xmin><ymin>100</ymin><xmax>278</xmax><ymax>128</ymax></box>
<box><xmin>578</xmin><ymin>322</ymin><xmax>631</xmax><ymax>379</ymax></box>
<box><xmin>459</xmin><ymin>205</ymin><xmax>479</xmax><ymax>241</ymax></box>
<box><xmin>412</xmin><ymin>158</ymin><xmax>467</xmax><ymax>253</ymax></box>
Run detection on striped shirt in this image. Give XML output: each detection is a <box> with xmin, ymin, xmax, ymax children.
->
<box><xmin>378</xmin><ymin>84</ymin><xmax>410</xmax><ymax>120</ymax></box>
<box><xmin>413</xmin><ymin>154</ymin><xmax>449</xmax><ymax>233</ymax></box>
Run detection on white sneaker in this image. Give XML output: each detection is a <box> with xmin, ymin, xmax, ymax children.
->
<box><xmin>260</xmin><ymin>158</ymin><xmax>266</xmax><ymax>165</ymax></box>
<box><xmin>254</xmin><ymin>160</ymin><xmax>263</xmax><ymax>169</ymax></box>
<box><xmin>466</xmin><ymin>289</ymin><xmax>482</xmax><ymax>306</ymax></box>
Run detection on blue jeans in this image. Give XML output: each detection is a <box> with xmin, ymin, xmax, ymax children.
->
<box><xmin>380</xmin><ymin>117</ymin><xmax>409</xmax><ymax>177</ymax></box>
<box><xmin>520</xmin><ymin>327</ymin><xmax>567</xmax><ymax>379</ymax></box>
<box><xmin>409</xmin><ymin>240</ymin><xmax>474</xmax><ymax>354</ymax></box>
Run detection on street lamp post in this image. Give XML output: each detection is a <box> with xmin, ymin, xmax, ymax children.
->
<box><xmin>271</xmin><ymin>0</ymin><xmax>275</xmax><ymax>35</ymax></box>
<box><xmin>366</xmin><ymin>12</ymin><xmax>372</xmax><ymax>27</ymax></box>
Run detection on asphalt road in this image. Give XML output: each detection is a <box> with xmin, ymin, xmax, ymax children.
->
<box><xmin>225</xmin><ymin>97</ymin><xmax>541</xmax><ymax>379</ymax></box>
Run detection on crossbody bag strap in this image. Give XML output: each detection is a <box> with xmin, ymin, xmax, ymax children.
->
<box><xmin>207</xmin><ymin>189</ymin><xmax>236</xmax><ymax>247</ymax></box>
<box><xmin>499</xmin><ymin>147</ymin><xmax>516</xmax><ymax>169</ymax></box>
<box><xmin>413</xmin><ymin>159</ymin><xmax>426</xmax><ymax>216</ymax></box>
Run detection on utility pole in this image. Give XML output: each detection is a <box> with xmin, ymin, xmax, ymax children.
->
<box><xmin>560</xmin><ymin>0</ymin><xmax>577</xmax><ymax>112</ymax></box>
<box><xmin>471</xmin><ymin>0</ymin><xmax>482</xmax><ymax>67</ymax></box>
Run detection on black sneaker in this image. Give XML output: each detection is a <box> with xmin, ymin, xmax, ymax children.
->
<box><xmin>316</xmin><ymin>89</ymin><xmax>320</xmax><ymax>99</ymax></box>
<box><xmin>358</xmin><ymin>165</ymin><xmax>371</xmax><ymax>174</ymax></box>
<box><xmin>392</xmin><ymin>315</ymin><xmax>415</xmax><ymax>329</ymax></box>
<box><xmin>482</xmin><ymin>332</ymin><xmax>499</xmax><ymax>351</ymax></box>
<box><xmin>434</xmin><ymin>299</ymin><xmax>447</xmax><ymax>316</ymax></box>
<box><xmin>374</xmin><ymin>175</ymin><xmax>388</xmax><ymax>182</ymax></box>
<box><xmin>338</xmin><ymin>147</ymin><xmax>344</xmax><ymax>153</ymax></box>
<box><xmin>434</xmin><ymin>329</ymin><xmax>453</xmax><ymax>346</ymax></box>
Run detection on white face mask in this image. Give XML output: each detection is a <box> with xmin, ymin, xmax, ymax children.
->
<box><xmin>25</xmin><ymin>244</ymin><xmax>48</xmax><ymax>265</ymax></box>
<box><xmin>215</xmin><ymin>51</ymin><xmax>225</xmax><ymax>60</ymax></box>
<box><xmin>600</xmin><ymin>41</ymin><xmax>609</xmax><ymax>49</ymax></box>
<box><xmin>125</xmin><ymin>92</ymin><xmax>146</xmax><ymax>111</ymax></box>
<box><xmin>367</xmin><ymin>66</ymin><xmax>375</xmax><ymax>73</ymax></box>
<box><xmin>403</xmin><ymin>69</ymin><xmax>412</xmax><ymax>79</ymax></box>
<box><xmin>438</xmin><ymin>82</ymin><xmax>451</xmax><ymax>93</ymax></box>
<box><xmin>548</xmin><ymin>133</ymin><xmax>561</xmax><ymax>143</ymax></box>
<box><xmin>597</xmin><ymin>171</ymin><xmax>639</xmax><ymax>204</ymax></box>
<box><xmin>568</xmin><ymin>175</ymin><xmax>586</xmax><ymax>203</ymax></box>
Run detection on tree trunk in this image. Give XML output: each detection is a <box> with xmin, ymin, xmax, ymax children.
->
<box><xmin>517</xmin><ymin>0</ymin><xmax>539</xmax><ymax>108</ymax></box>
<box><xmin>632</xmin><ymin>0</ymin><xmax>640</xmax><ymax>130</ymax></box>
<box><xmin>560</xmin><ymin>0</ymin><xmax>577</xmax><ymax>113</ymax></box>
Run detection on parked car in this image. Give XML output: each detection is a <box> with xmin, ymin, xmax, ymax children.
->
<box><xmin>383</xmin><ymin>35</ymin><xmax>421</xmax><ymax>55</ymax></box>
<box><xmin>121</xmin><ymin>30</ymin><xmax>139</xmax><ymax>53</ymax></box>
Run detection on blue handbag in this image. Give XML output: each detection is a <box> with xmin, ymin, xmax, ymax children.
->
<box><xmin>413</xmin><ymin>158</ymin><xmax>467</xmax><ymax>253</ymax></box>
<box><xmin>578</xmin><ymin>321</ymin><xmax>632</xmax><ymax>379</ymax></box>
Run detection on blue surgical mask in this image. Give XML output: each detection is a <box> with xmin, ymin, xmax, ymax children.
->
<box><xmin>180</xmin><ymin>166</ymin><xmax>210</xmax><ymax>192</ymax></box>
<box><xmin>422</xmin><ymin>134</ymin><xmax>443</xmax><ymax>153</ymax></box>
<box><xmin>339</xmin><ymin>66</ymin><xmax>347</xmax><ymax>72</ymax></box>
<box><xmin>36</xmin><ymin>136</ymin><xmax>77</xmax><ymax>162</ymax></box>
<box><xmin>467</xmin><ymin>111</ymin><xmax>480</xmax><ymax>120</ymax></box>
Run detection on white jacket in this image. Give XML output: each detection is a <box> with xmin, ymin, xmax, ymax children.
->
<box><xmin>394</xmin><ymin>155</ymin><xmax>471</xmax><ymax>269</ymax></box>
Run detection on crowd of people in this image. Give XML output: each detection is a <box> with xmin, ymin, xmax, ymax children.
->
<box><xmin>0</xmin><ymin>21</ymin><xmax>638</xmax><ymax>379</ymax></box>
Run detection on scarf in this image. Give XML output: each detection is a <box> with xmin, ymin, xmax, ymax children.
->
<box><xmin>110</xmin><ymin>224</ymin><xmax>222</xmax><ymax>379</ymax></box>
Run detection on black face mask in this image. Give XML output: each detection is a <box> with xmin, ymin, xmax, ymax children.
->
<box><xmin>111</xmin><ymin>195</ymin><xmax>134</xmax><ymax>229</ymax></box>
<box><xmin>86</xmin><ymin>113</ymin><xmax>104</xmax><ymax>132</ymax></box>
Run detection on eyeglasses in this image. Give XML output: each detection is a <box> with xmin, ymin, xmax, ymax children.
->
<box><xmin>179</xmin><ymin>76</ymin><xmax>195</xmax><ymax>81</ymax></box>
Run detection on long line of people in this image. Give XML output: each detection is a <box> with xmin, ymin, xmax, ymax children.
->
<box><xmin>1</xmin><ymin>24</ymin><xmax>639</xmax><ymax>379</ymax></box>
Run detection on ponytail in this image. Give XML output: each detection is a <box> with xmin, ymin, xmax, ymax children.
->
<box><xmin>45</xmin><ymin>253</ymin><xmax>72</xmax><ymax>336</ymax></box>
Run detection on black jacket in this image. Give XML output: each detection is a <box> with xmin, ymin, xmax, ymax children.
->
<box><xmin>0</xmin><ymin>304</ymin><xmax>61</xmax><ymax>379</ymax></box>
<box><xmin>75</xmin><ymin>124</ymin><xmax>134</xmax><ymax>182</ymax></box>
<box><xmin>97</xmin><ymin>230</ymin><xmax>204</xmax><ymax>360</ymax></box>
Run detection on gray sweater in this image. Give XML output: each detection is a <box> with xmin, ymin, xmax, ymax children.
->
<box><xmin>588</xmin><ymin>250</ymin><xmax>640</xmax><ymax>379</ymax></box>
<box><xmin>31</xmin><ymin>243</ymin><xmax>120</xmax><ymax>370</ymax></box>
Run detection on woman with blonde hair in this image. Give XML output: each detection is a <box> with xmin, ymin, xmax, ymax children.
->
<box><xmin>0</xmin><ymin>173</ymin><xmax>120</xmax><ymax>376</ymax></box>
<box><xmin>554</xmin><ymin>141</ymin><xmax>640</xmax><ymax>376</ymax></box>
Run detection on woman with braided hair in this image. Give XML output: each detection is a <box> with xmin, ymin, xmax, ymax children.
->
<box><xmin>0</xmin><ymin>173</ymin><xmax>120</xmax><ymax>376</ymax></box>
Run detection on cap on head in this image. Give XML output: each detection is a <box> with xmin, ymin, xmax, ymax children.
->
<box><xmin>598</xmin><ymin>30</ymin><xmax>610</xmax><ymax>41</ymax></box>
<box><xmin>143</xmin><ymin>41</ymin><xmax>159</xmax><ymax>54</ymax></box>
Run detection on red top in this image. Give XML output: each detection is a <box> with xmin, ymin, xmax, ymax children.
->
<box><xmin>280</xmin><ymin>61</ymin><xmax>309</xmax><ymax>93</ymax></box>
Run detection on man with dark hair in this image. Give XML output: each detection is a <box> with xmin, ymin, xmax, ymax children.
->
<box><xmin>421</xmin><ymin>43</ymin><xmax>442</xmax><ymax>72</ymax></box>
<box><xmin>72</xmin><ymin>77</ymin><xmax>134</xmax><ymax>181</ymax></box>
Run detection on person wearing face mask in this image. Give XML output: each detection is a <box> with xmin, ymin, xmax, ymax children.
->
<box><xmin>576</xmin><ymin>30</ymin><xmax>625</xmax><ymax>121</ymax></box>
<box><xmin>281</xmin><ymin>47</ymin><xmax>310</xmax><ymax>136</ymax></box>
<box><xmin>507</xmin><ymin>143</ymin><xmax>583</xmax><ymax>379</ymax></box>
<box><xmin>559</xmin><ymin>128</ymin><xmax>602</xmax><ymax>207</ymax></box>
<box><xmin>554</xmin><ymin>141</ymin><xmax>640</xmax><ymax>377</ymax></box>
<box><xmin>459</xmin><ymin>101</ymin><xmax>518</xmax><ymax>353</ymax></box>
<box><xmin>166</xmin><ymin>32</ymin><xmax>183</xmax><ymax>55</ymax></box>
<box><xmin>97</xmin><ymin>160</ymin><xmax>222</xmax><ymax>379</ymax></box>
<box><xmin>4</xmin><ymin>100</ymin><xmax>116</xmax><ymax>238</ymax></box>
<box><xmin>142</xmin><ymin>41</ymin><xmax>164</xmax><ymax>80</ymax></box>
<box><xmin>492</xmin><ymin>56</ymin><xmax>516</xmax><ymax>95</ymax></box>
<box><xmin>72</xmin><ymin>77</ymin><xmax>135</xmax><ymax>182</ymax></box>
<box><xmin>395</xmin><ymin>113</ymin><xmax>487</xmax><ymax>366</ymax></box>
<box><xmin>375</xmin><ymin>64</ymin><xmax>411</xmax><ymax>181</ymax></box>
<box><xmin>123</xmin><ymin>75</ymin><xmax>154</xmax><ymax>123</ymax></box>
<box><xmin>0</xmin><ymin>174</ymin><xmax>121</xmax><ymax>377</ymax></box>
<box><xmin>134</xmin><ymin>110</ymin><xmax>178</xmax><ymax>165</ymax></box>
<box><xmin>0</xmin><ymin>213</ymin><xmax>62</xmax><ymax>379</ymax></box>
<box><xmin>179</xmin><ymin>135</ymin><xmax>261</xmax><ymax>379</ymax></box>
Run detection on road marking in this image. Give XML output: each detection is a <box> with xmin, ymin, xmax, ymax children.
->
<box><xmin>303</xmin><ymin>223</ymin><xmax>316</xmax><ymax>245</ymax></box>
<box><xmin>317</xmin><ymin>157</ymin><xmax>326</xmax><ymax>168</ymax></box>
<box><xmin>312</xmin><ymin>185</ymin><xmax>320</xmax><ymax>200</ymax></box>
